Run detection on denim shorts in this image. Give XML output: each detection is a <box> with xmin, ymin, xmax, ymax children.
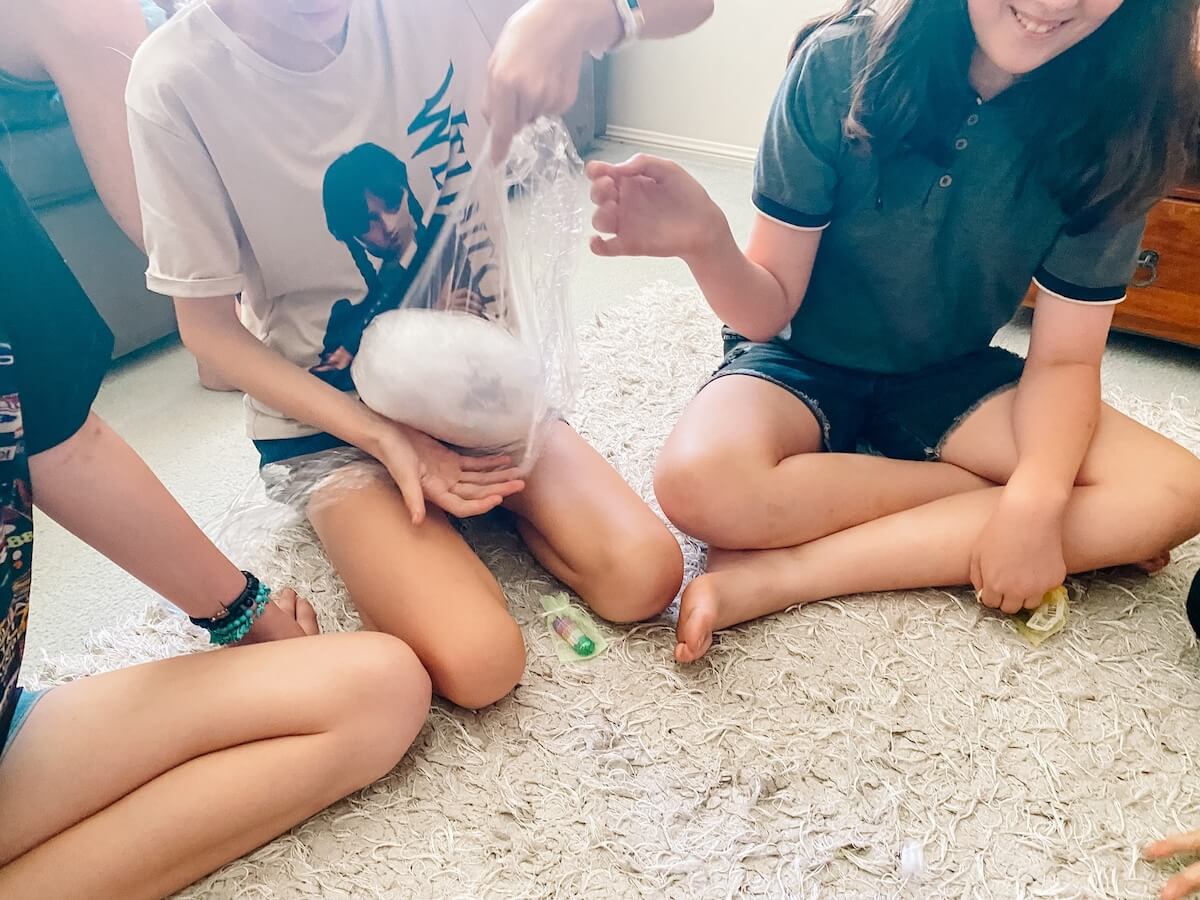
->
<box><xmin>707</xmin><ymin>330</ymin><xmax>1024</xmax><ymax>461</ymax></box>
<box><xmin>1</xmin><ymin>688</ymin><xmax>48</xmax><ymax>765</ymax></box>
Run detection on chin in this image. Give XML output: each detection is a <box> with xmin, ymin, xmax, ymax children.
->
<box><xmin>976</xmin><ymin>40</ymin><xmax>1056</xmax><ymax>75</ymax></box>
<box><xmin>286</xmin><ymin>7</ymin><xmax>349</xmax><ymax>43</ymax></box>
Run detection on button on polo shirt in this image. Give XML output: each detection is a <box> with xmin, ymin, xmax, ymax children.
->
<box><xmin>751</xmin><ymin>18</ymin><xmax>1147</xmax><ymax>374</ymax></box>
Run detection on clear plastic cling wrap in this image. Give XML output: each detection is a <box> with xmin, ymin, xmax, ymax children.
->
<box><xmin>351</xmin><ymin>117</ymin><xmax>584</xmax><ymax>466</ymax></box>
<box><xmin>202</xmin><ymin>120</ymin><xmax>586</xmax><ymax>583</ymax></box>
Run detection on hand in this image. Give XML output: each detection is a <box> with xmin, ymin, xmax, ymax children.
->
<box><xmin>313</xmin><ymin>346</ymin><xmax>354</xmax><ymax>372</ymax></box>
<box><xmin>970</xmin><ymin>489</ymin><xmax>1067</xmax><ymax>614</ymax></box>
<box><xmin>370</xmin><ymin>422</ymin><xmax>526</xmax><ymax>523</ymax></box>
<box><xmin>485</xmin><ymin>0</ymin><xmax>615</xmax><ymax>163</ymax></box>
<box><xmin>1145</xmin><ymin>830</ymin><xmax>1200</xmax><ymax>900</ymax></box>
<box><xmin>587</xmin><ymin>155</ymin><xmax>728</xmax><ymax>262</ymax></box>
<box><xmin>240</xmin><ymin>588</ymin><xmax>320</xmax><ymax>644</ymax></box>
<box><xmin>437</xmin><ymin>289</ymin><xmax>488</xmax><ymax>318</ymax></box>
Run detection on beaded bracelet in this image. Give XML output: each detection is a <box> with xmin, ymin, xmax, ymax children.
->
<box><xmin>190</xmin><ymin>571</ymin><xmax>273</xmax><ymax>646</ymax></box>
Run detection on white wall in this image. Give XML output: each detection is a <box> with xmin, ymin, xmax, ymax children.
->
<box><xmin>606</xmin><ymin>0</ymin><xmax>840</xmax><ymax>160</ymax></box>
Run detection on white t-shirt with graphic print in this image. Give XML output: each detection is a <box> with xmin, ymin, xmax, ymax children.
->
<box><xmin>127</xmin><ymin>0</ymin><xmax>522</xmax><ymax>441</ymax></box>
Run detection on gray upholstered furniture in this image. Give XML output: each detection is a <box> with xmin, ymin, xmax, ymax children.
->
<box><xmin>1</xmin><ymin>83</ymin><xmax>177</xmax><ymax>359</ymax></box>
<box><xmin>0</xmin><ymin>56</ymin><xmax>604</xmax><ymax>361</ymax></box>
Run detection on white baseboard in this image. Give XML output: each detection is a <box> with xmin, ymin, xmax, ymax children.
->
<box><xmin>602</xmin><ymin>126</ymin><xmax>757</xmax><ymax>163</ymax></box>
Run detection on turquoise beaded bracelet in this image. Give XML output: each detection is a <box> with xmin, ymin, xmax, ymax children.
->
<box><xmin>190</xmin><ymin>572</ymin><xmax>273</xmax><ymax>646</ymax></box>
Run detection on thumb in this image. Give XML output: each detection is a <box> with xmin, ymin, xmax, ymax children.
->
<box><xmin>590</xmin><ymin>234</ymin><xmax>634</xmax><ymax>258</ymax></box>
<box><xmin>392</xmin><ymin>461</ymin><xmax>427</xmax><ymax>525</ymax></box>
<box><xmin>490</xmin><ymin>128</ymin><xmax>513</xmax><ymax>167</ymax></box>
<box><xmin>969</xmin><ymin>553</ymin><xmax>983</xmax><ymax>594</ymax></box>
<box><xmin>606</xmin><ymin>153</ymin><xmax>677</xmax><ymax>182</ymax></box>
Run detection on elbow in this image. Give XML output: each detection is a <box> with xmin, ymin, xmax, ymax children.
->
<box><xmin>176</xmin><ymin>316</ymin><xmax>213</xmax><ymax>361</ymax></box>
<box><xmin>173</xmin><ymin>299</ymin><xmax>235</xmax><ymax>368</ymax></box>
<box><xmin>732</xmin><ymin>311</ymin><xmax>793</xmax><ymax>344</ymax></box>
<box><xmin>738</xmin><ymin>324</ymin><xmax>784</xmax><ymax>344</ymax></box>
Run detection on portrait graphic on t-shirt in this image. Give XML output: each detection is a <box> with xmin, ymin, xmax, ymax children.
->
<box><xmin>312</xmin><ymin>142</ymin><xmax>437</xmax><ymax>391</ymax></box>
<box><xmin>310</xmin><ymin>63</ymin><xmax>499</xmax><ymax>392</ymax></box>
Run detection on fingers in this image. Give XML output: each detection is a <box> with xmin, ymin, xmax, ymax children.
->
<box><xmin>590</xmin><ymin>174</ymin><xmax>620</xmax><ymax>237</ymax></box>
<box><xmin>1023</xmin><ymin>592</ymin><xmax>1046</xmax><ymax>610</ymax></box>
<box><xmin>593</xmin><ymin>200</ymin><xmax>619</xmax><ymax>236</ymax></box>
<box><xmin>487</xmin><ymin>87</ymin><xmax>520</xmax><ymax>165</ymax></box>
<box><xmin>590</xmin><ymin>234</ymin><xmax>632</xmax><ymax>258</ymax></box>
<box><xmin>1161</xmin><ymin>861</ymin><xmax>1200</xmax><ymax>900</ymax></box>
<box><xmin>1147</xmin><ymin>831</ymin><xmax>1200</xmax><ymax>860</ymax></box>
<box><xmin>459</xmin><ymin>466</ymin><xmax>526</xmax><ymax>486</ymax></box>
<box><xmin>974</xmin><ymin>582</ymin><xmax>1002</xmax><ymax>610</ymax></box>
<box><xmin>999</xmin><ymin>592</ymin><xmax>1025</xmax><ymax>615</ymax></box>
<box><xmin>587</xmin><ymin>154</ymin><xmax>675</xmax><ymax>181</ymax></box>
<box><xmin>458</xmin><ymin>453</ymin><xmax>514</xmax><ymax>472</ymax></box>
<box><xmin>438</xmin><ymin>493</ymin><xmax>505</xmax><ymax>519</ymax></box>
<box><xmin>295</xmin><ymin>594</ymin><xmax>320</xmax><ymax>636</ymax></box>
<box><xmin>452</xmin><ymin>479</ymin><xmax>525</xmax><ymax>502</ymax></box>
<box><xmin>273</xmin><ymin>587</ymin><xmax>297</xmax><ymax>617</ymax></box>
<box><xmin>589</xmin><ymin>174</ymin><xmax>618</xmax><ymax>205</ymax></box>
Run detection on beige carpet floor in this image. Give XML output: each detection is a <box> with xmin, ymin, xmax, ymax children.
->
<box><xmin>29</xmin><ymin>284</ymin><xmax>1200</xmax><ymax>899</ymax></box>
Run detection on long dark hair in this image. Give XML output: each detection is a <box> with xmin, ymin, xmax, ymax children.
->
<box><xmin>322</xmin><ymin>143</ymin><xmax>426</xmax><ymax>293</ymax></box>
<box><xmin>791</xmin><ymin>0</ymin><xmax>1200</xmax><ymax>228</ymax></box>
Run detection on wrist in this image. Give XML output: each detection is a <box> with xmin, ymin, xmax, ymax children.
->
<box><xmin>188</xmin><ymin>564</ymin><xmax>250</xmax><ymax>620</ymax></box>
<box><xmin>1003</xmin><ymin>469</ymin><xmax>1073</xmax><ymax>518</ymax></box>
<box><xmin>343</xmin><ymin>404</ymin><xmax>402</xmax><ymax>457</ymax></box>
<box><xmin>189</xmin><ymin>571</ymin><xmax>273</xmax><ymax>645</ymax></box>
<box><xmin>579</xmin><ymin>0</ymin><xmax>626</xmax><ymax>55</ymax></box>
<box><xmin>536</xmin><ymin>0</ymin><xmax>622</xmax><ymax>56</ymax></box>
<box><xmin>681</xmin><ymin>204</ymin><xmax>735</xmax><ymax>269</ymax></box>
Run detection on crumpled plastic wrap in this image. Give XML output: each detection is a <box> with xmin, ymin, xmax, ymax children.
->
<box><xmin>352</xmin><ymin>117</ymin><xmax>583</xmax><ymax>463</ymax></box>
<box><xmin>203</xmin><ymin>120</ymin><xmax>585</xmax><ymax>577</ymax></box>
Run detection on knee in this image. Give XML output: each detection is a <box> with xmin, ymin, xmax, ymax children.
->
<box><xmin>332</xmin><ymin>633</ymin><xmax>432</xmax><ymax>785</ymax></box>
<box><xmin>1121</xmin><ymin>445</ymin><xmax>1200</xmax><ymax>548</ymax></box>
<box><xmin>654</xmin><ymin>443</ymin><xmax>757</xmax><ymax>548</ymax></box>
<box><xmin>583</xmin><ymin>523</ymin><xmax>684</xmax><ymax>624</ymax></box>
<box><xmin>1162</xmin><ymin>449</ymin><xmax>1200</xmax><ymax>535</ymax></box>
<box><xmin>425</xmin><ymin>615</ymin><xmax>526</xmax><ymax>711</ymax></box>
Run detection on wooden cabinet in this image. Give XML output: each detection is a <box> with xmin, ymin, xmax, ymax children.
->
<box><xmin>1024</xmin><ymin>183</ymin><xmax>1200</xmax><ymax>348</ymax></box>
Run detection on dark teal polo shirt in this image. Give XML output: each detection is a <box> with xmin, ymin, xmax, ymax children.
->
<box><xmin>753</xmin><ymin>19</ymin><xmax>1147</xmax><ymax>374</ymax></box>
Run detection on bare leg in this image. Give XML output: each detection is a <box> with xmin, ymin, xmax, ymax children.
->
<box><xmin>0</xmin><ymin>633</ymin><xmax>430</xmax><ymax>899</ymax></box>
<box><xmin>674</xmin><ymin>396</ymin><xmax>1200</xmax><ymax>662</ymax></box>
<box><xmin>504</xmin><ymin>422</ymin><xmax>684</xmax><ymax>623</ymax></box>
<box><xmin>307</xmin><ymin>472</ymin><xmax>525</xmax><ymax>709</ymax></box>
<box><xmin>655</xmin><ymin>375</ymin><xmax>993</xmax><ymax>550</ymax></box>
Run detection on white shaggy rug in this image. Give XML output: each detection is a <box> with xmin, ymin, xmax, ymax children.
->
<box><xmin>29</xmin><ymin>284</ymin><xmax>1200</xmax><ymax>899</ymax></box>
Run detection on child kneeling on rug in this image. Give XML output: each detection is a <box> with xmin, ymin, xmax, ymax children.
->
<box><xmin>587</xmin><ymin>0</ymin><xmax>1200</xmax><ymax>662</ymax></box>
<box><xmin>126</xmin><ymin>0</ymin><xmax>714</xmax><ymax>708</ymax></box>
<box><xmin>0</xmin><ymin>165</ymin><xmax>430</xmax><ymax>899</ymax></box>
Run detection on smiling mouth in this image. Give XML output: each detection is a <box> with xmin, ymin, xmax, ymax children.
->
<box><xmin>1010</xmin><ymin>6</ymin><xmax>1070</xmax><ymax>36</ymax></box>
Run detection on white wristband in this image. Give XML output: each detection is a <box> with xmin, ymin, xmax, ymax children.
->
<box><xmin>604</xmin><ymin>0</ymin><xmax>645</xmax><ymax>54</ymax></box>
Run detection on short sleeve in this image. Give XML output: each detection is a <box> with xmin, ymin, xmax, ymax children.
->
<box><xmin>0</xmin><ymin>165</ymin><xmax>113</xmax><ymax>455</ymax></box>
<box><xmin>1033</xmin><ymin>211</ymin><xmax>1148</xmax><ymax>305</ymax></box>
<box><xmin>127</xmin><ymin>106</ymin><xmax>246</xmax><ymax>299</ymax></box>
<box><xmin>752</xmin><ymin>27</ymin><xmax>857</xmax><ymax>231</ymax></box>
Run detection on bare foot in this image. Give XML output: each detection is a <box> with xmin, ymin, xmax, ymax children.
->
<box><xmin>674</xmin><ymin>547</ymin><xmax>793</xmax><ymax>663</ymax></box>
<box><xmin>675</xmin><ymin>575</ymin><xmax>721</xmax><ymax>663</ymax></box>
<box><xmin>1135</xmin><ymin>550</ymin><xmax>1171</xmax><ymax>575</ymax></box>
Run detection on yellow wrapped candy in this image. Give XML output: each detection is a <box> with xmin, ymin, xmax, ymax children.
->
<box><xmin>1013</xmin><ymin>585</ymin><xmax>1070</xmax><ymax>646</ymax></box>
